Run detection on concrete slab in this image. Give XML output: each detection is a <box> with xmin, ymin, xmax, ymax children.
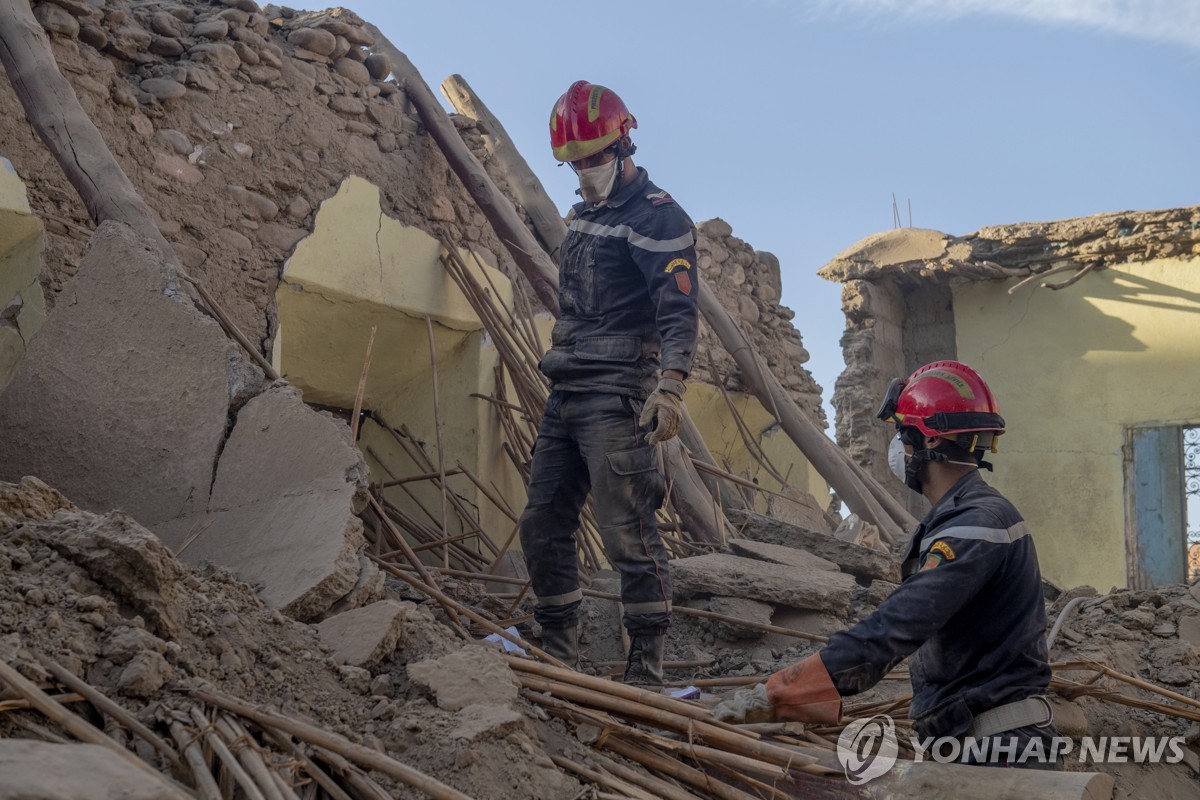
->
<box><xmin>670</xmin><ymin>553</ymin><xmax>855</xmax><ymax>614</ymax></box>
<box><xmin>730</xmin><ymin>509</ymin><xmax>901</xmax><ymax>583</ymax></box>
<box><xmin>728</xmin><ymin>539</ymin><xmax>840</xmax><ymax>573</ymax></box>
<box><xmin>0</xmin><ymin>221</ymin><xmax>251</xmax><ymax>526</ymax></box>
<box><xmin>316</xmin><ymin>599</ymin><xmax>411</xmax><ymax>667</ymax></box>
<box><xmin>0</xmin><ymin>741</ymin><xmax>182</xmax><ymax>800</ymax></box>
<box><xmin>157</xmin><ymin>384</ymin><xmax>369</xmax><ymax>621</ymax></box>
<box><xmin>408</xmin><ymin>644</ymin><xmax>519</xmax><ymax>712</ymax></box>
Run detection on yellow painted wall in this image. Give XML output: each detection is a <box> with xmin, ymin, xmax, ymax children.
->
<box><xmin>953</xmin><ymin>259</ymin><xmax>1200</xmax><ymax>590</ymax></box>
<box><xmin>687</xmin><ymin>382</ymin><xmax>831</xmax><ymax>514</ymax></box>
<box><xmin>275</xmin><ymin>175</ymin><xmax>525</xmax><ymax>551</ymax></box>
<box><xmin>0</xmin><ymin>157</ymin><xmax>47</xmax><ymax>393</ymax></box>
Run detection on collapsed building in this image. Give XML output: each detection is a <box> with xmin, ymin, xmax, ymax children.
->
<box><xmin>821</xmin><ymin>212</ymin><xmax>1200</xmax><ymax>591</ymax></box>
<box><xmin>0</xmin><ymin>1</ymin><xmax>1197</xmax><ymax>798</ymax></box>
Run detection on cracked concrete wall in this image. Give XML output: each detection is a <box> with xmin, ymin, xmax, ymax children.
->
<box><xmin>0</xmin><ymin>221</ymin><xmax>372</xmax><ymax>619</ymax></box>
<box><xmin>954</xmin><ymin>258</ymin><xmax>1200</xmax><ymax>590</ymax></box>
<box><xmin>0</xmin><ymin>157</ymin><xmax>47</xmax><ymax>393</ymax></box>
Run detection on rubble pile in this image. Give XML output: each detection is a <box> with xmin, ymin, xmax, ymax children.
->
<box><xmin>0</xmin><ymin>476</ymin><xmax>581</xmax><ymax>799</ymax></box>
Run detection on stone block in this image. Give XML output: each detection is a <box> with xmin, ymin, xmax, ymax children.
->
<box><xmin>709</xmin><ymin>596</ymin><xmax>772</xmax><ymax>640</ymax></box>
<box><xmin>315</xmin><ymin>599</ymin><xmax>410</xmax><ymax>667</ymax></box>
<box><xmin>670</xmin><ymin>553</ymin><xmax>854</xmax><ymax>614</ymax></box>
<box><xmin>728</xmin><ymin>539</ymin><xmax>839</xmax><ymax>573</ymax></box>
<box><xmin>729</xmin><ymin>509</ymin><xmax>901</xmax><ymax>583</ymax></box>
<box><xmin>408</xmin><ymin>644</ymin><xmax>519</xmax><ymax>712</ymax></box>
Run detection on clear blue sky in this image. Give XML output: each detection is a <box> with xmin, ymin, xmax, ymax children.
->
<box><xmin>345</xmin><ymin>0</ymin><xmax>1200</xmax><ymax>426</ymax></box>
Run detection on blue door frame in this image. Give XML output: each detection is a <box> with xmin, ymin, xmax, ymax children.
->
<box><xmin>1124</xmin><ymin>426</ymin><xmax>1187</xmax><ymax>589</ymax></box>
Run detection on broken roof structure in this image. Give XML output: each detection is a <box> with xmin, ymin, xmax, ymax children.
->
<box><xmin>821</xmin><ymin>208</ymin><xmax>1200</xmax><ymax>590</ymax></box>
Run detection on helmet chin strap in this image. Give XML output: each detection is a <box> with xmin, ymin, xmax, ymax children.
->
<box><xmin>900</xmin><ymin>429</ymin><xmax>989</xmax><ymax>494</ymax></box>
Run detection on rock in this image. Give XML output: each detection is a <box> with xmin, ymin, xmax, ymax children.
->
<box><xmin>708</xmin><ymin>596</ymin><xmax>772</xmax><ymax>640</ymax></box>
<box><xmin>729</xmin><ymin>509</ymin><xmax>901</xmax><ymax>583</ymax></box>
<box><xmin>226</xmin><ymin>185</ymin><xmax>279</xmax><ymax>220</ymax></box>
<box><xmin>77</xmin><ymin>24</ymin><xmax>108</xmax><ymax>50</ymax></box>
<box><xmin>291</xmin><ymin>48</ymin><xmax>329</xmax><ymax>64</ymax></box>
<box><xmin>217</xmin><ymin>8</ymin><xmax>250</xmax><ymax>25</ymax></box>
<box><xmin>153</xmin><ymin>152</ymin><xmax>202</xmax><ymax>184</ymax></box>
<box><xmin>344</xmin><ymin>121</ymin><xmax>374</xmax><ymax>136</ymax></box>
<box><xmin>187</xmin><ymin>42</ymin><xmax>241</xmax><ymax>72</ymax></box>
<box><xmin>699</xmin><ymin>217</ymin><xmax>733</xmax><ymax>238</ymax></box>
<box><xmin>150</xmin><ymin>11</ymin><xmax>184</xmax><ymax>37</ymax></box>
<box><xmin>337</xmin><ymin>665</ymin><xmax>371</xmax><ymax>694</ymax></box>
<box><xmin>364</xmin><ymin>52</ymin><xmax>391</xmax><ymax>80</ymax></box>
<box><xmin>753</xmin><ymin>283</ymin><xmax>777</xmax><ymax>303</ymax></box>
<box><xmin>116</xmin><ymin>650</ymin><xmax>172</xmax><ymax>698</ymax></box>
<box><xmin>128</xmin><ymin>112</ymin><xmax>153</xmax><ymax>139</ymax></box>
<box><xmin>34</xmin><ymin>4</ymin><xmax>80</xmax><ymax>38</ymax></box>
<box><xmin>287</xmin><ymin>27</ymin><xmax>336</xmax><ymax>57</ymax></box>
<box><xmin>193</xmin><ymin>19</ymin><xmax>229</xmax><ymax>40</ymax></box>
<box><xmin>376</xmin><ymin>132</ymin><xmax>397</xmax><ymax>154</ymax></box>
<box><xmin>670</xmin><ymin>553</ymin><xmax>855</xmax><ymax>614</ymax></box>
<box><xmin>1120</xmin><ymin>608</ymin><xmax>1155</xmax><ymax>630</ymax></box>
<box><xmin>154</xmin><ymin>128</ymin><xmax>192</xmax><ymax>155</ymax></box>
<box><xmin>172</xmin><ymin>243</ymin><xmax>207</xmax><ymax>269</ymax></box>
<box><xmin>369</xmin><ymin>673</ymin><xmax>393</xmax><ymax>697</ymax></box>
<box><xmin>366</xmin><ymin>102</ymin><xmax>399</xmax><ymax>130</ymax></box>
<box><xmin>44</xmin><ymin>0</ymin><xmax>95</xmax><ymax>17</ymax></box>
<box><xmin>343</xmin><ymin>25</ymin><xmax>373</xmax><ymax>47</ymax></box>
<box><xmin>0</xmin><ymin>740</ymin><xmax>180</xmax><ymax>799</ymax></box>
<box><xmin>866</xmin><ymin>579</ymin><xmax>899</xmax><ymax>606</ymax></box>
<box><xmin>139</xmin><ymin>78</ymin><xmax>186</xmax><ymax>102</ymax></box>
<box><xmin>329</xmin><ymin>95</ymin><xmax>365</xmax><ymax>116</ymax></box>
<box><xmin>333</xmin><ymin>57</ymin><xmax>370</xmax><ymax>86</ymax></box>
<box><xmin>232</xmin><ymin>142</ymin><xmax>253</xmax><ymax>158</ymax></box>
<box><xmin>258</xmin><ymin>223</ymin><xmax>306</xmax><ymax>253</ymax></box>
<box><xmin>330</xmin><ymin>35</ymin><xmax>351</xmax><ymax>60</ymax></box>
<box><xmin>285</xmin><ymin>197</ymin><xmax>311</xmax><ymax>220</ymax></box>
<box><xmin>148</xmin><ymin>36</ymin><xmax>184</xmax><ymax>57</ymax></box>
<box><xmin>232</xmin><ymin>41</ymin><xmax>259</xmax><ymax>65</ymax></box>
<box><xmin>315</xmin><ymin>600</ymin><xmax>411</xmax><ymax>668</ymax></box>
<box><xmin>212</xmin><ymin>227</ymin><xmax>251</xmax><ymax>253</ymax></box>
<box><xmin>0</xmin><ymin>477</ymin><xmax>76</xmax><ymax>535</ymax></box>
<box><xmin>450</xmin><ymin>705</ymin><xmax>527</xmax><ymax>742</ymax></box>
<box><xmin>408</xmin><ymin>645</ymin><xmax>520</xmax><ymax>712</ymax></box>
<box><xmin>728</xmin><ymin>539</ymin><xmax>840</xmax><ymax>573</ymax></box>
<box><xmin>428</xmin><ymin>195</ymin><xmax>456</xmax><ymax>222</ymax></box>
<box><xmin>737</xmin><ymin>294</ymin><xmax>760</xmax><ymax>325</ymax></box>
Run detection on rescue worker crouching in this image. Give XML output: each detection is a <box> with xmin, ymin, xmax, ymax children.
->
<box><xmin>714</xmin><ymin>361</ymin><xmax>1062</xmax><ymax>769</ymax></box>
<box><xmin>518</xmin><ymin>80</ymin><xmax>700</xmax><ymax>685</ymax></box>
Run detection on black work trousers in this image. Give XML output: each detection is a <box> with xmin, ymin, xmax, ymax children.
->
<box><xmin>518</xmin><ymin>390</ymin><xmax>670</xmax><ymax>636</ymax></box>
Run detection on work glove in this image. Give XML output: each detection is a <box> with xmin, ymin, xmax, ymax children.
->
<box><xmin>638</xmin><ymin>377</ymin><xmax>686</xmax><ymax>446</ymax></box>
<box><xmin>712</xmin><ymin>683</ymin><xmax>776</xmax><ymax>724</ymax></box>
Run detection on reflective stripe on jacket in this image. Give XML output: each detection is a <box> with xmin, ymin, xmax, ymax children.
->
<box><xmin>538</xmin><ymin>168</ymin><xmax>699</xmax><ymax>398</ymax></box>
<box><xmin>818</xmin><ymin>470</ymin><xmax>1052</xmax><ymax>739</ymax></box>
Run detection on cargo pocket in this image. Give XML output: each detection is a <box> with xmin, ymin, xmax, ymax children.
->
<box><xmin>575</xmin><ymin>336</ymin><xmax>641</xmax><ymax>363</ymax></box>
<box><xmin>606</xmin><ymin>445</ymin><xmax>666</xmax><ymax>514</ymax></box>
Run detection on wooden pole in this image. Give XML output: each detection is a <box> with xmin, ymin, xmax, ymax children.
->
<box><xmin>349</xmin><ymin>325</ymin><xmax>377</xmax><ymax>442</ymax></box>
<box><xmin>193</xmin><ymin>689</ymin><xmax>474</xmax><ymax>800</ymax></box>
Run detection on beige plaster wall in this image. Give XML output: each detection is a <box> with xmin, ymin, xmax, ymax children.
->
<box><xmin>953</xmin><ymin>259</ymin><xmax>1200</xmax><ymax>590</ymax></box>
<box><xmin>0</xmin><ymin>157</ymin><xmax>47</xmax><ymax>392</ymax></box>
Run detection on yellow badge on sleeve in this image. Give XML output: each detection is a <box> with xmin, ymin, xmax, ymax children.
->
<box><xmin>930</xmin><ymin>540</ymin><xmax>956</xmax><ymax>561</ymax></box>
<box><xmin>665</xmin><ymin>257</ymin><xmax>692</xmax><ymax>273</ymax></box>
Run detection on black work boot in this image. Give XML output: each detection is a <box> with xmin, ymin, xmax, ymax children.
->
<box><xmin>622</xmin><ymin>633</ymin><xmax>665</xmax><ymax>687</ymax></box>
<box><xmin>540</xmin><ymin>626</ymin><xmax>579</xmax><ymax>670</ymax></box>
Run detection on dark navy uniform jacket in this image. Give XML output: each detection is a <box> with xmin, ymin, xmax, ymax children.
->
<box><xmin>819</xmin><ymin>470</ymin><xmax>1052</xmax><ymax>739</ymax></box>
<box><xmin>538</xmin><ymin>168</ymin><xmax>699</xmax><ymax>399</ymax></box>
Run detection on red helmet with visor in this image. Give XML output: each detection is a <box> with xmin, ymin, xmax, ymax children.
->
<box><xmin>876</xmin><ymin>360</ymin><xmax>1005</xmax><ymax>451</ymax></box>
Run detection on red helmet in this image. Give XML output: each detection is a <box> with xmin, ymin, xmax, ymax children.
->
<box><xmin>876</xmin><ymin>360</ymin><xmax>1005</xmax><ymax>447</ymax></box>
<box><xmin>549</xmin><ymin>80</ymin><xmax>637</xmax><ymax>163</ymax></box>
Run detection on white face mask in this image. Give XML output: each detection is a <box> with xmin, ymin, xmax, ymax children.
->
<box><xmin>887</xmin><ymin>434</ymin><xmax>907</xmax><ymax>483</ymax></box>
<box><xmin>576</xmin><ymin>158</ymin><xmax>619</xmax><ymax>203</ymax></box>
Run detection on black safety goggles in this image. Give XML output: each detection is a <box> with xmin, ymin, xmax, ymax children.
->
<box><xmin>875</xmin><ymin>377</ymin><xmax>906</xmax><ymax>423</ymax></box>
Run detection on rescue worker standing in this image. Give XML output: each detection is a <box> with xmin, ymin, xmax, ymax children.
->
<box><xmin>518</xmin><ymin>81</ymin><xmax>700</xmax><ymax>685</ymax></box>
<box><xmin>715</xmin><ymin>361</ymin><xmax>1061</xmax><ymax>769</ymax></box>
